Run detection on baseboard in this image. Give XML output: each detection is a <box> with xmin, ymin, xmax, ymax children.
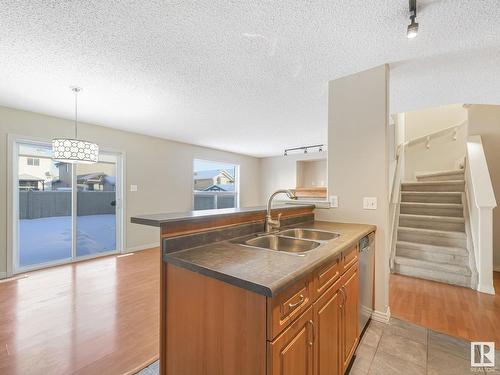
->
<box><xmin>371</xmin><ymin>306</ymin><xmax>391</xmax><ymax>323</ymax></box>
<box><xmin>477</xmin><ymin>283</ymin><xmax>496</xmax><ymax>295</ymax></box>
<box><xmin>493</xmin><ymin>265</ymin><xmax>500</xmax><ymax>273</ymax></box>
<box><xmin>124</xmin><ymin>242</ymin><xmax>158</xmax><ymax>253</ymax></box>
<box><xmin>0</xmin><ymin>271</ymin><xmax>7</xmax><ymax>280</ymax></box>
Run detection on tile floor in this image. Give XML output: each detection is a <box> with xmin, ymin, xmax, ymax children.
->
<box><xmin>349</xmin><ymin>318</ymin><xmax>500</xmax><ymax>375</ymax></box>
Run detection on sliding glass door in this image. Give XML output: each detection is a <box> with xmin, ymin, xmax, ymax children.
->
<box><xmin>17</xmin><ymin>143</ymin><xmax>73</xmax><ymax>267</ymax></box>
<box><xmin>13</xmin><ymin>140</ymin><xmax>123</xmax><ymax>272</ymax></box>
<box><xmin>76</xmin><ymin>153</ymin><xmax>118</xmax><ymax>257</ymax></box>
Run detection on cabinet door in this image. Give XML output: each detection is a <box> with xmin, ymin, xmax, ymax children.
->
<box><xmin>313</xmin><ymin>279</ymin><xmax>342</xmax><ymax>375</ymax></box>
<box><xmin>341</xmin><ymin>262</ymin><xmax>359</xmax><ymax>372</ymax></box>
<box><xmin>268</xmin><ymin>306</ymin><xmax>314</xmax><ymax>375</ymax></box>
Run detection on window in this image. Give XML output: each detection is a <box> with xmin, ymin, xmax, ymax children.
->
<box><xmin>27</xmin><ymin>157</ymin><xmax>40</xmax><ymax>166</ymax></box>
<box><xmin>193</xmin><ymin>159</ymin><xmax>239</xmax><ymax>210</ymax></box>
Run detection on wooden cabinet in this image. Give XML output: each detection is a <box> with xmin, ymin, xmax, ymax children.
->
<box><xmin>268</xmin><ymin>245</ymin><xmax>360</xmax><ymax>375</ymax></box>
<box><xmin>165</xmin><ymin>243</ymin><xmax>363</xmax><ymax>375</ymax></box>
<box><xmin>340</xmin><ymin>262</ymin><xmax>359</xmax><ymax>372</ymax></box>
<box><xmin>268</xmin><ymin>306</ymin><xmax>314</xmax><ymax>375</ymax></box>
<box><xmin>313</xmin><ymin>279</ymin><xmax>342</xmax><ymax>375</ymax></box>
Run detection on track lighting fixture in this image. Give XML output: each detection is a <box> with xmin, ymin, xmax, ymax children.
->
<box><xmin>407</xmin><ymin>0</ymin><xmax>419</xmax><ymax>39</ymax></box>
<box><xmin>283</xmin><ymin>144</ymin><xmax>325</xmax><ymax>156</ymax></box>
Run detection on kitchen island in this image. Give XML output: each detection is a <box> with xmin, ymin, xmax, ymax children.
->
<box><xmin>132</xmin><ymin>204</ymin><xmax>375</xmax><ymax>375</ymax></box>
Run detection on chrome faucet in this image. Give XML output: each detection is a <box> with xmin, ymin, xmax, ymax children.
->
<box><xmin>265</xmin><ymin>189</ymin><xmax>298</xmax><ymax>233</ymax></box>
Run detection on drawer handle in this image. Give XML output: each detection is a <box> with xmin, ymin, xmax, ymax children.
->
<box><xmin>288</xmin><ymin>294</ymin><xmax>305</xmax><ymax>308</ymax></box>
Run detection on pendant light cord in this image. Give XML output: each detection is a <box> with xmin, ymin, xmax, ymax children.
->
<box><xmin>72</xmin><ymin>87</ymin><xmax>81</xmax><ymax>139</ymax></box>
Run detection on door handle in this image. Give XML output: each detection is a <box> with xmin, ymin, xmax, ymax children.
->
<box><xmin>307</xmin><ymin>320</ymin><xmax>315</xmax><ymax>346</ymax></box>
<box><xmin>339</xmin><ymin>287</ymin><xmax>346</xmax><ymax>308</ymax></box>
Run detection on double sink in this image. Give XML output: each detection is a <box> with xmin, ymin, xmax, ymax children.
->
<box><xmin>232</xmin><ymin>228</ymin><xmax>341</xmax><ymax>256</ymax></box>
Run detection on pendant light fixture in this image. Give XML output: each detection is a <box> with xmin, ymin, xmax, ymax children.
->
<box><xmin>52</xmin><ymin>87</ymin><xmax>99</xmax><ymax>164</ymax></box>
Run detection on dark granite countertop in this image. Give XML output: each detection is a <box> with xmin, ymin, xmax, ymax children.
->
<box><xmin>165</xmin><ymin>221</ymin><xmax>376</xmax><ymax>297</ymax></box>
<box><xmin>130</xmin><ymin>204</ymin><xmax>314</xmax><ymax>227</ymax></box>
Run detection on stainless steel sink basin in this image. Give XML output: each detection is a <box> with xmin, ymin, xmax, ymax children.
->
<box><xmin>278</xmin><ymin>228</ymin><xmax>341</xmax><ymax>241</ymax></box>
<box><xmin>236</xmin><ymin>234</ymin><xmax>321</xmax><ymax>254</ymax></box>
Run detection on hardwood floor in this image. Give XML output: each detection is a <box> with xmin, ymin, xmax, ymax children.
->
<box><xmin>0</xmin><ymin>248</ymin><xmax>160</xmax><ymax>375</ymax></box>
<box><xmin>390</xmin><ymin>272</ymin><xmax>500</xmax><ymax>346</ymax></box>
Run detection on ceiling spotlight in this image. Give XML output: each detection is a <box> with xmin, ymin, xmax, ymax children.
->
<box><xmin>284</xmin><ymin>151</ymin><xmax>288</xmax><ymax>156</ymax></box>
<box><xmin>407</xmin><ymin>0</ymin><xmax>419</xmax><ymax>39</ymax></box>
<box><xmin>304</xmin><ymin>148</ymin><xmax>308</xmax><ymax>154</ymax></box>
<box><xmin>319</xmin><ymin>147</ymin><xmax>323</xmax><ymax>152</ymax></box>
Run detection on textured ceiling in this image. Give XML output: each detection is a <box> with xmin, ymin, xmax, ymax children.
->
<box><xmin>0</xmin><ymin>0</ymin><xmax>499</xmax><ymax>157</ymax></box>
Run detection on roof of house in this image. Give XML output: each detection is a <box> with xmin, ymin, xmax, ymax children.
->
<box><xmin>203</xmin><ymin>184</ymin><xmax>235</xmax><ymax>192</ymax></box>
<box><xmin>19</xmin><ymin>173</ymin><xmax>44</xmax><ymax>181</ymax></box>
<box><xmin>193</xmin><ymin>169</ymin><xmax>234</xmax><ymax>180</ymax></box>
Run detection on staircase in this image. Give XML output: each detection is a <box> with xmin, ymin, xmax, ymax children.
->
<box><xmin>393</xmin><ymin>169</ymin><xmax>473</xmax><ymax>288</ymax></box>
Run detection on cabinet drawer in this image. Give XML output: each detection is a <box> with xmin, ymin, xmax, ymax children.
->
<box><xmin>313</xmin><ymin>256</ymin><xmax>341</xmax><ymax>300</ymax></box>
<box><xmin>341</xmin><ymin>245</ymin><xmax>358</xmax><ymax>272</ymax></box>
<box><xmin>267</xmin><ymin>276</ymin><xmax>312</xmax><ymax>340</ymax></box>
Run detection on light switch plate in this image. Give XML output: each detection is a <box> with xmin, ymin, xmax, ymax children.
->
<box><xmin>363</xmin><ymin>197</ymin><xmax>377</xmax><ymax>210</ymax></box>
<box><xmin>329</xmin><ymin>195</ymin><xmax>339</xmax><ymax>208</ymax></box>
<box><xmin>130</xmin><ymin>185</ymin><xmax>138</xmax><ymax>192</ymax></box>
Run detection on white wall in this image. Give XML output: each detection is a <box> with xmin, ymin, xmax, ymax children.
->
<box><xmin>316</xmin><ymin>65</ymin><xmax>390</xmax><ymax>318</ymax></box>
<box><xmin>260</xmin><ymin>152</ymin><xmax>327</xmax><ymax>202</ymax></box>
<box><xmin>0</xmin><ymin>106</ymin><xmax>262</xmax><ymax>277</ymax></box>
<box><xmin>403</xmin><ymin>104</ymin><xmax>467</xmax><ymax>180</ymax></box>
<box><xmin>467</xmin><ymin>105</ymin><xmax>500</xmax><ymax>271</ymax></box>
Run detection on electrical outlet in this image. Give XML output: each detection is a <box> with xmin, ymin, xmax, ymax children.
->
<box><xmin>330</xmin><ymin>195</ymin><xmax>339</xmax><ymax>208</ymax></box>
<box><xmin>363</xmin><ymin>197</ymin><xmax>377</xmax><ymax>210</ymax></box>
<box><xmin>130</xmin><ymin>185</ymin><xmax>138</xmax><ymax>192</ymax></box>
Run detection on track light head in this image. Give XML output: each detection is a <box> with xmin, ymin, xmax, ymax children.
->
<box><xmin>407</xmin><ymin>0</ymin><xmax>419</xmax><ymax>39</ymax></box>
<box><xmin>407</xmin><ymin>19</ymin><xmax>419</xmax><ymax>38</ymax></box>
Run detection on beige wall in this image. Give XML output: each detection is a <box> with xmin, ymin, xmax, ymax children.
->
<box><xmin>403</xmin><ymin>104</ymin><xmax>467</xmax><ymax>180</ymax></box>
<box><xmin>0</xmin><ymin>105</ymin><xmax>262</xmax><ymax>276</ymax></box>
<box><xmin>316</xmin><ymin>65</ymin><xmax>390</xmax><ymax>316</ymax></box>
<box><xmin>260</xmin><ymin>152</ymin><xmax>327</xmax><ymax>202</ymax></box>
<box><xmin>466</xmin><ymin>105</ymin><xmax>500</xmax><ymax>269</ymax></box>
<box><xmin>297</xmin><ymin>159</ymin><xmax>327</xmax><ymax>188</ymax></box>
<box><xmin>405</xmin><ymin>104</ymin><xmax>467</xmax><ymax>141</ymax></box>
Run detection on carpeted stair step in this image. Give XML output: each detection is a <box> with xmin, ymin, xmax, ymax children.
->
<box><xmin>400</xmin><ymin>202</ymin><xmax>463</xmax><ymax>217</ymax></box>
<box><xmin>396</xmin><ymin>241</ymin><xmax>469</xmax><ymax>265</ymax></box>
<box><xmin>398</xmin><ymin>227</ymin><xmax>467</xmax><ymax>248</ymax></box>
<box><xmin>399</xmin><ymin>214</ymin><xmax>465</xmax><ymax>232</ymax></box>
<box><xmin>416</xmin><ymin>169</ymin><xmax>465</xmax><ymax>182</ymax></box>
<box><xmin>401</xmin><ymin>180</ymin><xmax>465</xmax><ymax>192</ymax></box>
<box><xmin>393</xmin><ymin>256</ymin><xmax>472</xmax><ymax>288</ymax></box>
<box><xmin>401</xmin><ymin>191</ymin><xmax>462</xmax><ymax>204</ymax></box>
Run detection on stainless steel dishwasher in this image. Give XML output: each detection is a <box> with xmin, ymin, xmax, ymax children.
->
<box><xmin>359</xmin><ymin>232</ymin><xmax>375</xmax><ymax>333</ymax></box>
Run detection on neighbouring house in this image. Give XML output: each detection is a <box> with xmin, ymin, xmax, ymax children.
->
<box><xmin>77</xmin><ymin>172</ymin><xmax>115</xmax><ymax>191</ymax></box>
<box><xmin>193</xmin><ymin>169</ymin><xmax>234</xmax><ymax>191</ymax></box>
<box><xmin>18</xmin><ymin>155</ymin><xmax>54</xmax><ymax>190</ymax></box>
<box><xmin>18</xmin><ymin>173</ymin><xmax>45</xmax><ymax>191</ymax></box>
